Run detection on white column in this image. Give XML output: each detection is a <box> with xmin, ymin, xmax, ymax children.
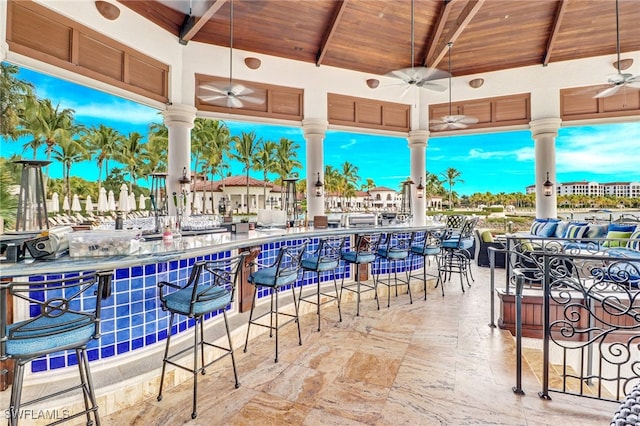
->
<box><xmin>302</xmin><ymin>118</ymin><xmax>328</xmax><ymax>220</ymax></box>
<box><xmin>163</xmin><ymin>104</ymin><xmax>196</xmax><ymax>217</ymax></box>
<box><xmin>530</xmin><ymin>118</ymin><xmax>561</xmax><ymax>219</ymax></box>
<box><xmin>408</xmin><ymin>130</ymin><xmax>429</xmax><ymax>226</ymax></box>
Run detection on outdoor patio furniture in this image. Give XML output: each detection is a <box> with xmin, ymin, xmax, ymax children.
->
<box><xmin>298</xmin><ymin>236</ymin><xmax>346</xmax><ymax>331</ymax></box>
<box><xmin>244</xmin><ymin>241</ymin><xmax>308</xmax><ymax>363</ymax></box>
<box><xmin>157</xmin><ymin>253</ymin><xmax>246</xmax><ymax>419</ymax></box>
<box><xmin>1</xmin><ymin>270</ymin><xmax>113</xmax><ymax>425</ymax></box>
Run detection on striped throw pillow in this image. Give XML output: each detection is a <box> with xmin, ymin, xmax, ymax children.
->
<box><xmin>626</xmin><ymin>230</ymin><xmax>640</xmax><ymax>250</ymax></box>
<box><xmin>565</xmin><ymin>224</ymin><xmax>588</xmax><ymax>240</ymax></box>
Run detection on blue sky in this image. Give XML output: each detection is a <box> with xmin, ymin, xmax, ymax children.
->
<box><xmin>2</xmin><ymin>64</ymin><xmax>639</xmax><ymax>195</ymax></box>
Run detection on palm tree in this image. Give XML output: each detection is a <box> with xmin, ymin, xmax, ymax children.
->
<box><xmin>117</xmin><ymin>132</ymin><xmax>147</xmax><ymax>191</ymax></box>
<box><xmin>50</xmin><ymin>137</ymin><xmax>90</xmax><ymax>212</ymax></box>
<box><xmin>274</xmin><ymin>137</ymin><xmax>302</xmax><ymax>186</ymax></box>
<box><xmin>253</xmin><ymin>140</ymin><xmax>278</xmax><ymax>208</ymax></box>
<box><xmin>230</xmin><ymin>131</ymin><xmax>261</xmax><ymax>214</ymax></box>
<box><xmin>0</xmin><ymin>62</ymin><xmax>34</xmax><ymax>141</ymax></box>
<box><xmin>340</xmin><ymin>161</ymin><xmax>360</xmax><ymax>209</ymax></box>
<box><xmin>21</xmin><ymin>98</ymin><xmax>80</xmax><ymax>178</ymax></box>
<box><xmin>196</xmin><ymin>120</ymin><xmax>230</xmax><ymax>211</ymax></box>
<box><xmin>441</xmin><ymin>167</ymin><xmax>463</xmax><ymax>209</ymax></box>
<box><xmin>82</xmin><ymin>124</ymin><xmax>123</xmax><ymax>195</ymax></box>
<box><xmin>324</xmin><ymin>165</ymin><xmax>341</xmax><ymax>210</ymax></box>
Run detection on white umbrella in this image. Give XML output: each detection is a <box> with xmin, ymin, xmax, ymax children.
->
<box><xmin>97</xmin><ymin>187</ymin><xmax>108</xmax><ymax>212</ymax></box>
<box><xmin>107</xmin><ymin>190</ymin><xmax>116</xmax><ymax>212</ymax></box>
<box><xmin>85</xmin><ymin>195</ymin><xmax>93</xmax><ymax>213</ymax></box>
<box><xmin>71</xmin><ymin>194</ymin><xmax>82</xmax><ymax>212</ymax></box>
<box><xmin>118</xmin><ymin>184</ymin><xmax>129</xmax><ymax>212</ymax></box>
<box><xmin>62</xmin><ymin>195</ymin><xmax>70</xmax><ymax>212</ymax></box>
<box><xmin>128</xmin><ymin>193</ymin><xmax>137</xmax><ymax>211</ymax></box>
<box><xmin>138</xmin><ymin>194</ymin><xmax>146</xmax><ymax>210</ymax></box>
<box><xmin>50</xmin><ymin>192</ymin><xmax>60</xmax><ymax>213</ymax></box>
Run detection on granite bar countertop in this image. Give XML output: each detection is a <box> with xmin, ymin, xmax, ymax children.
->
<box><xmin>0</xmin><ymin>223</ymin><xmax>443</xmax><ymax>278</ymax></box>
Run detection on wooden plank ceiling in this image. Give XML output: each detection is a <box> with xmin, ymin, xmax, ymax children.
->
<box><xmin>118</xmin><ymin>0</ymin><xmax>640</xmax><ymax>79</ymax></box>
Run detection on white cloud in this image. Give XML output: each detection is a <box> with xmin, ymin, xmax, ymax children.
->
<box><xmin>339</xmin><ymin>139</ymin><xmax>357</xmax><ymax>149</ymax></box>
<box><xmin>66</xmin><ymin>100</ymin><xmax>161</xmax><ymax>125</ymax></box>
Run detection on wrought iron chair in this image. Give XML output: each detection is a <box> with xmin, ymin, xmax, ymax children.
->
<box><xmin>298</xmin><ymin>236</ymin><xmax>346</xmax><ymax>331</ymax></box>
<box><xmin>439</xmin><ymin>216</ymin><xmax>480</xmax><ymax>294</ymax></box>
<box><xmin>157</xmin><ymin>253</ymin><xmax>246</xmax><ymax>419</ymax></box>
<box><xmin>1</xmin><ymin>270</ymin><xmax>113</xmax><ymax>426</ymax></box>
<box><xmin>243</xmin><ymin>241</ymin><xmax>308</xmax><ymax>363</ymax></box>
<box><xmin>408</xmin><ymin>228</ymin><xmax>445</xmax><ymax>298</ymax></box>
<box><xmin>374</xmin><ymin>231</ymin><xmax>412</xmax><ymax>307</ymax></box>
<box><xmin>445</xmin><ymin>214</ymin><xmax>466</xmax><ymax>231</ymax></box>
<box><xmin>340</xmin><ymin>232</ymin><xmax>383</xmax><ymax>316</ymax></box>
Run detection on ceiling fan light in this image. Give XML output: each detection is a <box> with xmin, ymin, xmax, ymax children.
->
<box><xmin>244</xmin><ymin>57</ymin><xmax>262</xmax><ymax>70</ymax></box>
<box><xmin>468</xmin><ymin>78</ymin><xmax>484</xmax><ymax>88</ymax></box>
<box><xmin>95</xmin><ymin>1</ymin><xmax>120</xmax><ymax>20</ymax></box>
<box><xmin>613</xmin><ymin>58</ymin><xmax>633</xmax><ymax>71</ymax></box>
<box><xmin>366</xmin><ymin>79</ymin><xmax>380</xmax><ymax>89</ymax></box>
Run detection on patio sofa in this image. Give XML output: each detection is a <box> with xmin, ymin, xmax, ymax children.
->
<box><xmin>475</xmin><ymin>228</ymin><xmax>506</xmax><ymax>268</ymax></box>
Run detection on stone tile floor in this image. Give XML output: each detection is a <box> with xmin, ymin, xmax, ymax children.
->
<box><xmin>102</xmin><ymin>264</ymin><xmax>617</xmax><ymax>425</ymax></box>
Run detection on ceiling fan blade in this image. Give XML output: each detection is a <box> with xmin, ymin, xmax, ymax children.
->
<box><xmin>626</xmin><ymin>75</ymin><xmax>640</xmax><ymax>87</ymax></box>
<box><xmin>594</xmin><ymin>85</ymin><xmax>622</xmax><ymax>98</ymax></box>
<box><xmin>417</xmin><ymin>81</ymin><xmax>448</xmax><ymax>92</ymax></box>
<box><xmin>456</xmin><ymin>115</ymin><xmax>479</xmax><ymax>125</ymax></box>
<box><xmin>430</xmin><ymin>122</ymin><xmax>450</xmax><ymax>131</ymax></box>
<box><xmin>386</xmin><ymin>69</ymin><xmax>412</xmax><ymax>82</ymax></box>
<box><xmin>199</xmin><ymin>84</ymin><xmax>228</xmax><ymax>95</ymax></box>
<box><xmin>227</xmin><ymin>96</ymin><xmax>244</xmax><ymax>108</ymax></box>
<box><xmin>231</xmin><ymin>83</ymin><xmax>254</xmax><ymax>96</ymax></box>
<box><xmin>412</xmin><ymin>67</ymin><xmax>450</xmax><ymax>82</ymax></box>
<box><xmin>450</xmin><ymin>122</ymin><xmax>469</xmax><ymax>129</ymax></box>
<box><xmin>400</xmin><ymin>84</ymin><xmax>412</xmax><ymax>98</ymax></box>
<box><xmin>238</xmin><ymin>95</ymin><xmax>265</xmax><ymax>105</ymax></box>
<box><xmin>199</xmin><ymin>94</ymin><xmax>228</xmax><ymax>103</ymax></box>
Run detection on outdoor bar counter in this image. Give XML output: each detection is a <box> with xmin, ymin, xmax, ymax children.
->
<box><xmin>0</xmin><ymin>222</ymin><xmax>442</xmax><ymax>406</ymax></box>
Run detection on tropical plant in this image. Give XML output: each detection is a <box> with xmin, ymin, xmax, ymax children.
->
<box><xmin>274</xmin><ymin>137</ymin><xmax>302</xmax><ymax>187</ymax></box>
<box><xmin>0</xmin><ymin>163</ymin><xmax>18</xmax><ymax>230</ymax></box>
<box><xmin>0</xmin><ymin>62</ymin><xmax>34</xmax><ymax>140</ymax></box>
<box><xmin>82</xmin><ymin>124</ymin><xmax>124</xmax><ymax>196</ymax></box>
<box><xmin>116</xmin><ymin>132</ymin><xmax>147</xmax><ymax>191</ymax></box>
<box><xmin>20</xmin><ymin>98</ymin><xmax>81</xmax><ymax>179</ymax></box>
<box><xmin>229</xmin><ymin>130</ymin><xmax>261</xmax><ymax>214</ymax></box>
<box><xmin>253</xmin><ymin>140</ymin><xmax>278</xmax><ymax>208</ymax></box>
<box><xmin>441</xmin><ymin>167</ymin><xmax>463</xmax><ymax>209</ymax></box>
<box><xmin>50</xmin><ymin>137</ymin><xmax>90</xmax><ymax>212</ymax></box>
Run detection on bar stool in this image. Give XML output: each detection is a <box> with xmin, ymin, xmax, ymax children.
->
<box><xmin>1</xmin><ymin>270</ymin><xmax>113</xmax><ymax>426</ymax></box>
<box><xmin>298</xmin><ymin>236</ymin><xmax>346</xmax><ymax>331</ymax></box>
<box><xmin>439</xmin><ymin>216</ymin><xmax>479</xmax><ymax>294</ymax></box>
<box><xmin>340</xmin><ymin>232</ymin><xmax>383</xmax><ymax>316</ymax></box>
<box><xmin>157</xmin><ymin>253</ymin><xmax>246</xmax><ymax>419</ymax></box>
<box><xmin>374</xmin><ymin>231</ymin><xmax>412</xmax><ymax>307</ymax></box>
<box><xmin>244</xmin><ymin>241</ymin><xmax>307</xmax><ymax>363</ymax></box>
<box><xmin>409</xmin><ymin>229</ymin><xmax>445</xmax><ymax>298</ymax></box>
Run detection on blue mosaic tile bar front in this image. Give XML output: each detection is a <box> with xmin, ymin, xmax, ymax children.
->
<box><xmin>24</xmin><ymin>232</ymin><xmax>426</xmax><ymax>373</ymax></box>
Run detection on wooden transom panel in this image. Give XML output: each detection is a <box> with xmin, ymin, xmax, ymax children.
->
<box><xmin>429</xmin><ymin>93</ymin><xmax>531</xmax><ymax>132</ymax></box>
<box><xmin>328</xmin><ymin>94</ymin><xmax>410</xmax><ymax>133</ymax></box>
<box><xmin>6</xmin><ymin>0</ymin><xmax>169</xmax><ymax>103</ymax></box>
<box><xmin>195</xmin><ymin>74</ymin><xmax>304</xmax><ymax>121</ymax></box>
<box><xmin>560</xmin><ymin>86</ymin><xmax>640</xmax><ymax>121</ymax></box>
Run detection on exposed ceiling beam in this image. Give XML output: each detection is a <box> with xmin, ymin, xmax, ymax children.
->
<box><xmin>542</xmin><ymin>0</ymin><xmax>568</xmax><ymax>66</ymax></box>
<box><xmin>180</xmin><ymin>0</ymin><xmax>228</xmax><ymax>44</ymax></box>
<box><xmin>423</xmin><ymin>0</ymin><xmax>457</xmax><ymax>67</ymax></box>
<box><xmin>316</xmin><ymin>0</ymin><xmax>349</xmax><ymax>66</ymax></box>
<box><xmin>425</xmin><ymin>0</ymin><xmax>485</xmax><ymax>70</ymax></box>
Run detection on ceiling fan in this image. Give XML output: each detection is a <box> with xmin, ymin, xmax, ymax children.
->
<box><xmin>384</xmin><ymin>0</ymin><xmax>449</xmax><ymax>96</ymax></box>
<box><xmin>429</xmin><ymin>42</ymin><xmax>478</xmax><ymax>131</ymax></box>
<box><xmin>594</xmin><ymin>0</ymin><xmax>640</xmax><ymax>98</ymax></box>
<box><xmin>197</xmin><ymin>0</ymin><xmax>265</xmax><ymax>108</ymax></box>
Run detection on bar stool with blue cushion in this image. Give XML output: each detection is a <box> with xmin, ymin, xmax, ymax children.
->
<box><xmin>243</xmin><ymin>241</ymin><xmax>308</xmax><ymax>363</ymax></box>
<box><xmin>374</xmin><ymin>231</ymin><xmax>412</xmax><ymax>307</ymax></box>
<box><xmin>409</xmin><ymin>228</ymin><xmax>445</xmax><ymax>298</ymax></box>
<box><xmin>157</xmin><ymin>253</ymin><xmax>246</xmax><ymax>419</ymax></box>
<box><xmin>340</xmin><ymin>232</ymin><xmax>383</xmax><ymax>316</ymax></box>
<box><xmin>439</xmin><ymin>216</ymin><xmax>479</xmax><ymax>294</ymax></box>
<box><xmin>1</xmin><ymin>270</ymin><xmax>113</xmax><ymax>426</ymax></box>
<box><xmin>298</xmin><ymin>236</ymin><xmax>346</xmax><ymax>331</ymax></box>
